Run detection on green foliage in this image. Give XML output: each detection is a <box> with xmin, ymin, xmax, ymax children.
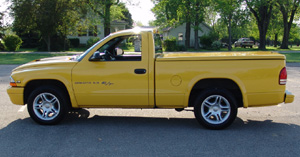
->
<box><xmin>87</xmin><ymin>37</ymin><xmax>100</xmax><ymax>48</ymax></box>
<box><xmin>246</xmin><ymin>0</ymin><xmax>275</xmax><ymax>50</ymax></box>
<box><xmin>3</xmin><ymin>35</ymin><xmax>23</xmax><ymax>51</ymax></box>
<box><xmin>163</xmin><ymin>36</ymin><xmax>178</xmax><ymax>51</ymax></box>
<box><xmin>117</xmin><ymin>3</ymin><xmax>133</xmax><ymax>29</ymax></box>
<box><xmin>0</xmin><ymin>12</ymin><xmax>4</xmax><ymax>39</ymax></box>
<box><xmin>69</xmin><ymin>38</ymin><xmax>80</xmax><ymax>48</ymax></box>
<box><xmin>211</xmin><ymin>40</ymin><xmax>222</xmax><ymax>50</ymax></box>
<box><xmin>12</xmin><ymin>0</ymin><xmax>83</xmax><ymax>51</ymax></box>
<box><xmin>200</xmin><ymin>32</ymin><xmax>219</xmax><ymax>49</ymax></box>
<box><xmin>38</xmin><ymin>35</ymin><xmax>70</xmax><ymax>51</ymax></box>
<box><xmin>0</xmin><ymin>40</ymin><xmax>4</xmax><ymax>51</ymax></box>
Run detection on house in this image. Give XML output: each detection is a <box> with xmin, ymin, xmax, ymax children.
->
<box><xmin>68</xmin><ymin>20</ymin><xmax>128</xmax><ymax>45</ymax></box>
<box><xmin>162</xmin><ymin>22</ymin><xmax>212</xmax><ymax>47</ymax></box>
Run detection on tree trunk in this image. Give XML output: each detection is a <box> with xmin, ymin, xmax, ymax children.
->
<box><xmin>47</xmin><ymin>34</ymin><xmax>51</xmax><ymax>52</ymax></box>
<box><xmin>274</xmin><ymin>33</ymin><xmax>278</xmax><ymax>47</ymax></box>
<box><xmin>280</xmin><ymin>8</ymin><xmax>289</xmax><ymax>49</ymax></box>
<box><xmin>184</xmin><ymin>0</ymin><xmax>191</xmax><ymax>49</ymax></box>
<box><xmin>228</xmin><ymin>14</ymin><xmax>232</xmax><ymax>51</ymax></box>
<box><xmin>194</xmin><ymin>1</ymin><xmax>200</xmax><ymax>50</ymax></box>
<box><xmin>194</xmin><ymin>22</ymin><xmax>199</xmax><ymax>50</ymax></box>
<box><xmin>279</xmin><ymin>2</ymin><xmax>297</xmax><ymax>49</ymax></box>
<box><xmin>185</xmin><ymin>22</ymin><xmax>191</xmax><ymax>48</ymax></box>
<box><xmin>104</xmin><ymin>2</ymin><xmax>111</xmax><ymax>37</ymax></box>
<box><xmin>247</xmin><ymin>1</ymin><xmax>273</xmax><ymax>50</ymax></box>
<box><xmin>258</xmin><ymin>25</ymin><xmax>267</xmax><ymax>50</ymax></box>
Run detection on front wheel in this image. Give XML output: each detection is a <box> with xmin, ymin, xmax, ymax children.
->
<box><xmin>27</xmin><ymin>86</ymin><xmax>69</xmax><ymax>125</ymax></box>
<box><xmin>194</xmin><ymin>88</ymin><xmax>237</xmax><ymax>130</ymax></box>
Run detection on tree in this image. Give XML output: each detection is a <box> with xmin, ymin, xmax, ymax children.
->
<box><xmin>181</xmin><ymin>0</ymin><xmax>192</xmax><ymax>48</ymax></box>
<box><xmin>11</xmin><ymin>0</ymin><xmax>82</xmax><ymax>51</ymax></box>
<box><xmin>246</xmin><ymin>0</ymin><xmax>275</xmax><ymax>50</ymax></box>
<box><xmin>87</xmin><ymin>0</ymin><xmax>120</xmax><ymax>37</ymax></box>
<box><xmin>0</xmin><ymin>12</ymin><xmax>4</xmax><ymax>38</ymax></box>
<box><xmin>215</xmin><ymin>0</ymin><xmax>242</xmax><ymax>50</ymax></box>
<box><xmin>268</xmin><ymin>7</ymin><xmax>283</xmax><ymax>47</ymax></box>
<box><xmin>192</xmin><ymin>0</ymin><xmax>208</xmax><ymax>50</ymax></box>
<box><xmin>276</xmin><ymin>0</ymin><xmax>300</xmax><ymax>49</ymax></box>
<box><xmin>204</xmin><ymin>5</ymin><xmax>218</xmax><ymax>31</ymax></box>
<box><xmin>118</xmin><ymin>3</ymin><xmax>133</xmax><ymax>29</ymax></box>
<box><xmin>152</xmin><ymin>0</ymin><xmax>206</xmax><ymax>48</ymax></box>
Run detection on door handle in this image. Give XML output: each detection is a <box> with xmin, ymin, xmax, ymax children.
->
<box><xmin>134</xmin><ymin>69</ymin><xmax>146</xmax><ymax>74</ymax></box>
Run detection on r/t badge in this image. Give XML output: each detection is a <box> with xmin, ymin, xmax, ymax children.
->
<box><xmin>102</xmin><ymin>81</ymin><xmax>114</xmax><ymax>86</ymax></box>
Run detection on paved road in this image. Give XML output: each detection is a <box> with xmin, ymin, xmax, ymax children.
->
<box><xmin>0</xmin><ymin>64</ymin><xmax>299</xmax><ymax>156</ymax></box>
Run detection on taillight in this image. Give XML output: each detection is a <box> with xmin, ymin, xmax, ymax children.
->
<box><xmin>279</xmin><ymin>67</ymin><xmax>287</xmax><ymax>85</ymax></box>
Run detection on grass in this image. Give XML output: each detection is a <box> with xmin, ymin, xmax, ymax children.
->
<box><xmin>67</xmin><ymin>47</ymin><xmax>87</xmax><ymax>52</ymax></box>
<box><xmin>281</xmin><ymin>53</ymin><xmax>300</xmax><ymax>63</ymax></box>
<box><xmin>0</xmin><ymin>53</ymin><xmax>74</xmax><ymax>65</ymax></box>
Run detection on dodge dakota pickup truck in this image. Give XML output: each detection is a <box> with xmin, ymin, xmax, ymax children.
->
<box><xmin>7</xmin><ymin>28</ymin><xmax>294</xmax><ymax>129</ymax></box>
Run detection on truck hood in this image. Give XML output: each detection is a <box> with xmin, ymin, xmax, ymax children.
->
<box><xmin>12</xmin><ymin>55</ymin><xmax>78</xmax><ymax>72</ymax></box>
<box><xmin>157</xmin><ymin>51</ymin><xmax>286</xmax><ymax>61</ymax></box>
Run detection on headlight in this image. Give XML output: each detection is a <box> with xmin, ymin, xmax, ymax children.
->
<box><xmin>9</xmin><ymin>76</ymin><xmax>17</xmax><ymax>87</ymax></box>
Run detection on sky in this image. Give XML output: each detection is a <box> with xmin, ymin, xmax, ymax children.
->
<box><xmin>0</xmin><ymin>0</ymin><xmax>156</xmax><ymax>26</ymax></box>
<box><xmin>121</xmin><ymin>0</ymin><xmax>156</xmax><ymax>26</ymax></box>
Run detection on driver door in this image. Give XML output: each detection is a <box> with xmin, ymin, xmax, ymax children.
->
<box><xmin>72</xmin><ymin>34</ymin><xmax>150</xmax><ymax>108</ymax></box>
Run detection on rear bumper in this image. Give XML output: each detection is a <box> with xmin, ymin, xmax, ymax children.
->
<box><xmin>7</xmin><ymin>86</ymin><xmax>24</xmax><ymax>105</ymax></box>
<box><xmin>284</xmin><ymin>90</ymin><xmax>294</xmax><ymax>104</ymax></box>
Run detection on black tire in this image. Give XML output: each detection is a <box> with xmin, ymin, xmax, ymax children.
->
<box><xmin>250</xmin><ymin>46</ymin><xmax>253</xmax><ymax>48</ymax></box>
<box><xmin>27</xmin><ymin>86</ymin><xmax>69</xmax><ymax>125</ymax></box>
<box><xmin>194</xmin><ymin>88</ymin><xmax>237</xmax><ymax>130</ymax></box>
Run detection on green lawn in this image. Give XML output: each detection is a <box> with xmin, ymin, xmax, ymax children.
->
<box><xmin>0</xmin><ymin>53</ymin><xmax>74</xmax><ymax>64</ymax></box>
<box><xmin>219</xmin><ymin>45</ymin><xmax>300</xmax><ymax>51</ymax></box>
<box><xmin>281</xmin><ymin>53</ymin><xmax>300</xmax><ymax>63</ymax></box>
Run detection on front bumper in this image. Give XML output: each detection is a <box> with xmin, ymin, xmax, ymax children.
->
<box><xmin>7</xmin><ymin>86</ymin><xmax>24</xmax><ymax>105</ymax></box>
<box><xmin>284</xmin><ymin>90</ymin><xmax>294</xmax><ymax>104</ymax></box>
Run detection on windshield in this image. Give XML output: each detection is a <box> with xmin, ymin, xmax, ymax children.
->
<box><xmin>75</xmin><ymin>35</ymin><xmax>111</xmax><ymax>61</ymax></box>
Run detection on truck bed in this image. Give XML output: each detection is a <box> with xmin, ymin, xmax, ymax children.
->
<box><xmin>156</xmin><ymin>51</ymin><xmax>285</xmax><ymax>61</ymax></box>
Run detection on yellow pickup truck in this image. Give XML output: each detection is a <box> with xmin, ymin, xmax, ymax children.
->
<box><xmin>7</xmin><ymin>28</ymin><xmax>294</xmax><ymax>129</ymax></box>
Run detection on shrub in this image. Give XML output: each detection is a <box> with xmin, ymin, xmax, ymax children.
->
<box><xmin>87</xmin><ymin>37</ymin><xmax>100</xmax><ymax>48</ymax></box>
<box><xmin>69</xmin><ymin>38</ymin><xmax>80</xmax><ymax>48</ymax></box>
<box><xmin>38</xmin><ymin>35</ymin><xmax>70</xmax><ymax>51</ymax></box>
<box><xmin>163</xmin><ymin>36</ymin><xmax>177</xmax><ymax>51</ymax></box>
<box><xmin>3</xmin><ymin>35</ymin><xmax>23</xmax><ymax>51</ymax></box>
<box><xmin>0</xmin><ymin>40</ymin><xmax>4</xmax><ymax>51</ymax></box>
<box><xmin>211</xmin><ymin>41</ymin><xmax>222</xmax><ymax>50</ymax></box>
<box><xmin>19</xmin><ymin>32</ymin><xmax>40</xmax><ymax>48</ymax></box>
<box><xmin>200</xmin><ymin>31</ymin><xmax>219</xmax><ymax>49</ymax></box>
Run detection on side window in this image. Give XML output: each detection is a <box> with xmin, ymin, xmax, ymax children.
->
<box><xmin>178</xmin><ymin>33</ymin><xmax>183</xmax><ymax>41</ymax></box>
<box><xmin>92</xmin><ymin>35</ymin><xmax>142</xmax><ymax>61</ymax></box>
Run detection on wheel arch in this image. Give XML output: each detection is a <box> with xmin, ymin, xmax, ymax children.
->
<box><xmin>188</xmin><ymin>78</ymin><xmax>246</xmax><ymax>108</ymax></box>
<box><xmin>24</xmin><ymin>79</ymin><xmax>75</xmax><ymax>108</ymax></box>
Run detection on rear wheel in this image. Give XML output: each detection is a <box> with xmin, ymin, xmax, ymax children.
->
<box><xmin>194</xmin><ymin>88</ymin><xmax>237</xmax><ymax>130</ymax></box>
<box><xmin>27</xmin><ymin>86</ymin><xmax>69</xmax><ymax>125</ymax></box>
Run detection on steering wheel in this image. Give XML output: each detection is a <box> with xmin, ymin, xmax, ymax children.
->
<box><xmin>104</xmin><ymin>50</ymin><xmax>115</xmax><ymax>61</ymax></box>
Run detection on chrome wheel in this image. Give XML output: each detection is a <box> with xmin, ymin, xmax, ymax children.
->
<box><xmin>201</xmin><ymin>95</ymin><xmax>231</xmax><ymax>124</ymax></box>
<box><xmin>194</xmin><ymin>88</ymin><xmax>237</xmax><ymax>129</ymax></box>
<box><xmin>33</xmin><ymin>93</ymin><xmax>61</xmax><ymax>121</ymax></box>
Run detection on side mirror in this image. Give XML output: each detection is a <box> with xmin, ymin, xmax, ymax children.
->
<box><xmin>89</xmin><ymin>51</ymin><xmax>102</xmax><ymax>61</ymax></box>
<box><xmin>115</xmin><ymin>48</ymin><xmax>124</xmax><ymax>55</ymax></box>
